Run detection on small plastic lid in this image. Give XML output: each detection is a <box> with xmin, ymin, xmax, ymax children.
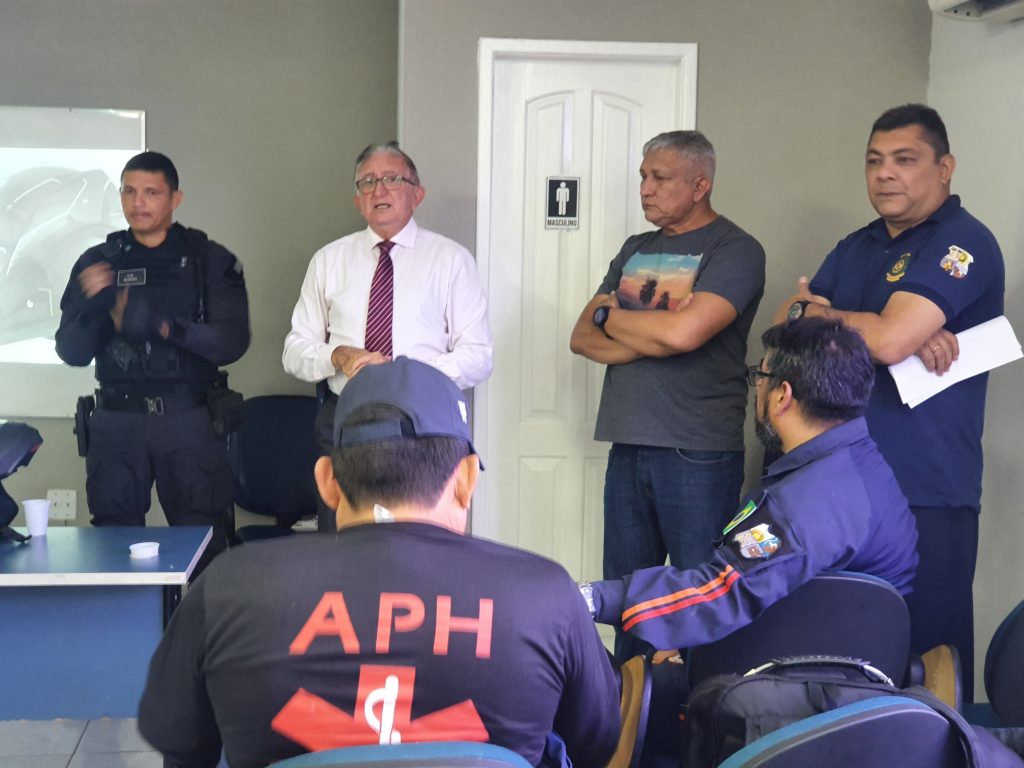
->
<box><xmin>129</xmin><ymin>541</ymin><xmax>160</xmax><ymax>559</ymax></box>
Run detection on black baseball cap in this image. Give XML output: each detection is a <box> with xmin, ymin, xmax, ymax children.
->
<box><xmin>332</xmin><ymin>357</ymin><xmax>483</xmax><ymax>467</ymax></box>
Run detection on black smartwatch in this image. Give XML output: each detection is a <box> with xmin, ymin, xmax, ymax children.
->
<box><xmin>593</xmin><ymin>305</ymin><xmax>611</xmax><ymax>333</ymax></box>
<box><xmin>787</xmin><ymin>300</ymin><xmax>811</xmax><ymax>322</ymax></box>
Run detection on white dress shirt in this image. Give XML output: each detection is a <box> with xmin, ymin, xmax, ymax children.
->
<box><xmin>282</xmin><ymin>219</ymin><xmax>493</xmax><ymax>393</ymax></box>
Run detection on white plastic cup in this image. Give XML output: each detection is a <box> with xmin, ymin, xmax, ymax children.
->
<box><xmin>23</xmin><ymin>499</ymin><xmax>50</xmax><ymax>537</ymax></box>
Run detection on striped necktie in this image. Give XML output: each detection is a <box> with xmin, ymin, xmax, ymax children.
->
<box><xmin>364</xmin><ymin>240</ymin><xmax>394</xmax><ymax>357</ymax></box>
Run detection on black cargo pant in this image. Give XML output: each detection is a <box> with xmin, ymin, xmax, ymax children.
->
<box><xmin>86</xmin><ymin>404</ymin><xmax>233</xmax><ymax>577</ymax></box>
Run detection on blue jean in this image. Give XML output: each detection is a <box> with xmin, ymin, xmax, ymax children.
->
<box><xmin>603</xmin><ymin>443</ymin><xmax>744</xmax><ymax>662</ymax></box>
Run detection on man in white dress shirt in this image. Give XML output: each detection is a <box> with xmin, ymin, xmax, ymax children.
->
<box><xmin>283</xmin><ymin>142</ymin><xmax>494</xmax><ymax>530</ymax></box>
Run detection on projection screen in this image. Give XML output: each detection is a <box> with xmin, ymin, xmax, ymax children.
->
<box><xmin>0</xmin><ymin>107</ymin><xmax>145</xmax><ymax>418</ymax></box>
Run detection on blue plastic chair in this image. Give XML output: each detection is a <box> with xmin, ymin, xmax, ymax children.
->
<box><xmin>718</xmin><ymin>696</ymin><xmax>970</xmax><ymax>767</ymax></box>
<box><xmin>266</xmin><ymin>741</ymin><xmax>532</xmax><ymax>768</ymax></box>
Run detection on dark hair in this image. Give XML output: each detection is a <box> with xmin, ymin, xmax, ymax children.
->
<box><xmin>353</xmin><ymin>141</ymin><xmax>420</xmax><ymax>185</ymax></box>
<box><xmin>871</xmin><ymin>104</ymin><xmax>950</xmax><ymax>159</ymax></box>
<box><xmin>121</xmin><ymin>151</ymin><xmax>179</xmax><ymax>191</ymax></box>
<box><xmin>331</xmin><ymin>405</ymin><xmax>469</xmax><ymax>510</ymax></box>
<box><xmin>761</xmin><ymin>317</ymin><xmax>875</xmax><ymax>423</ymax></box>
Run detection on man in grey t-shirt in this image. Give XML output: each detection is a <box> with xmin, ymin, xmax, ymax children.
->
<box><xmin>570</xmin><ymin>130</ymin><xmax>765</xmax><ymax>660</ymax></box>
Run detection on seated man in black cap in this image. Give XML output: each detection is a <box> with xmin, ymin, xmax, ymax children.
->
<box><xmin>139</xmin><ymin>357</ymin><xmax>620</xmax><ymax>768</ymax></box>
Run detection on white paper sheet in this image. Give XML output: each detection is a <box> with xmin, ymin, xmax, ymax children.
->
<box><xmin>888</xmin><ymin>315</ymin><xmax>1022</xmax><ymax>409</ymax></box>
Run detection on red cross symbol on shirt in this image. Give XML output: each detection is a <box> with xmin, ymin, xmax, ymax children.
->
<box><xmin>271</xmin><ymin>664</ymin><xmax>488</xmax><ymax>751</ymax></box>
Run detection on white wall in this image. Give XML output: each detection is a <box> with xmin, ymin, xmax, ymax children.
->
<box><xmin>929</xmin><ymin>15</ymin><xmax>1024</xmax><ymax>700</ymax></box>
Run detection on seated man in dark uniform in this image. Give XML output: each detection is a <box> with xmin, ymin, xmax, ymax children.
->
<box><xmin>139</xmin><ymin>357</ymin><xmax>620</xmax><ymax>768</ymax></box>
<box><xmin>579</xmin><ymin>317</ymin><xmax>919</xmax><ymax>767</ymax></box>
<box><xmin>581</xmin><ymin>316</ymin><xmax>918</xmax><ymax>650</ymax></box>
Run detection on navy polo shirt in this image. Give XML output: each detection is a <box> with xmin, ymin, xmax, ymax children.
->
<box><xmin>810</xmin><ymin>195</ymin><xmax>1004</xmax><ymax>509</ymax></box>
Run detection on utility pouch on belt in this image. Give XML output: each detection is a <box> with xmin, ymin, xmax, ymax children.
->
<box><xmin>207</xmin><ymin>379</ymin><xmax>245</xmax><ymax>437</ymax></box>
<box><xmin>74</xmin><ymin>395</ymin><xmax>95</xmax><ymax>457</ymax></box>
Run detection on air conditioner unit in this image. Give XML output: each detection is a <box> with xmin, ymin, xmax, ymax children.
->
<box><xmin>929</xmin><ymin>0</ymin><xmax>1024</xmax><ymax>22</ymax></box>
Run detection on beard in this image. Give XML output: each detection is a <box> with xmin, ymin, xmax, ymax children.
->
<box><xmin>755</xmin><ymin>398</ymin><xmax>783</xmax><ymax>456</ymax></box>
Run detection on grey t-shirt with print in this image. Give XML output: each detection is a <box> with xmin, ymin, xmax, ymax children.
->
<box><xmin>594</xmin><ymin>216</ymin><xmax>765</xmax><ymax>450</ymax></box>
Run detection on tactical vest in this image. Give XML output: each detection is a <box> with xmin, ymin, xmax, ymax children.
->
<box><xmin>95</xmin><ymin>224</ymin><xmax>218</xmax><ymax>392</ymax></box>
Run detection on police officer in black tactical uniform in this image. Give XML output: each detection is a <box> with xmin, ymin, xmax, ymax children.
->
<box><xmin>56</xmin><ymin>151</ymin><xmax>249</xmax><ymax>573</ymax></box>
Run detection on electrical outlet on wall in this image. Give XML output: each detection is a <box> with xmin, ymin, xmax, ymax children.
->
<box><xmin>47</xmin><ymin>489</ymin><xmax>76</xmax><ymax>521</ymax></box>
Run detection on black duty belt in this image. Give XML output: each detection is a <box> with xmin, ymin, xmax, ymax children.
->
<box><xmin>95</xmin><ymin>390</ymin><xmax>208</xmax><ymax>415</ymax></box>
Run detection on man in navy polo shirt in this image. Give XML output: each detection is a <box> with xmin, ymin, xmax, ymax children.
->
<box><xmin>774</xmin><ymin>103</ymin><xmax>1005</xmax><ymax>699</ymax></box>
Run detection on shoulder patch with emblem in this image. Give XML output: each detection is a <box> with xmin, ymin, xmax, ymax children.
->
<box><xmin>939</xmin><ymin>245</ymin><xmax>973</xmax><ymax>279</ymax></box>
<box><xmin>733</xmin><ymin>523</ymin><xmax>781</xmax><ymax>560</ymax></box>
<box><xmin>223</xmin><ymin>256</ymin><xmax>245</xmax><ymax>282</ymax></box>
<box><xmin>723</xmin><ymin>499</ymin><xmax>758</xmax><ymax>536</ymax></box>
<box><xmin>886</xmin><ymin>253</ymin><xmax>911</xmax><ymax>283</ymax></box>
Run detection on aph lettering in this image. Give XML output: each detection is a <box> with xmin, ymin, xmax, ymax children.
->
<box><xmin>290</xmin><ymin>591</ymin><xmax>494</xmax><ymax>659</ymax></box>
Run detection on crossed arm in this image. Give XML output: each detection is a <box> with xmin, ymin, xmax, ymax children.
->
<box><xmin>570</xmin><ymin>291</ymin><xmax>737</xmax><ymax>363</ymax></box>
<box><xmin>773</xmin><ymin>277</ymin><xmax>957</xmax><ymax>374</ymax></box>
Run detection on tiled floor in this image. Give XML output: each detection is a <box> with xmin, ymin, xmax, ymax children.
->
<box><xmin>0</xmin><ymin>718</ymin><xmax>162</xmax><ymax>768</ymax></box>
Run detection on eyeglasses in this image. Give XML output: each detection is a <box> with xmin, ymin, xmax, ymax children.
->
<box><xmin>746</xmin><ymin>365</ymin><xmax>776</xmax><ymax>388</ymax></box>
<box><xmin>355</xmin><ymin>174</ymin><xmax>417</xmax><ymax>194</ymax></box>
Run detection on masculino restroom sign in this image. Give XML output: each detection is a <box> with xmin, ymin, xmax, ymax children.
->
<box><xmin>545</xmin><ymin>177</ymin><xmax>579</xmax><ymax>229</ymax></box>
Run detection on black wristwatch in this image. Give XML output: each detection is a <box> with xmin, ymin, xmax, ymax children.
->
<box><xmin>787</xmin><ymin>300</ymin><xmax>811</xmax><ymax>322</ymax></box>
<box><xmin>593</xmin><ymin>306</ymin><xmax>611</xmax><ymax>333</ymax></box>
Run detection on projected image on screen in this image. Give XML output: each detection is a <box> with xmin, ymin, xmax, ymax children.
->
<box><xmin>0</xmin><ymin>107</ymin><xmax>144</xmax><ymax>418</ymax></box>
<box><xmin>0</xmin><ymin>153</ymin><xmax>127</xmax><ymax>358</ymax></box>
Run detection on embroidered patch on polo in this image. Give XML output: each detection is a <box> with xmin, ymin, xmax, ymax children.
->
<box><xmin>939</xmin><ymin>245</ymin><xmax>973</xmax><ymax>279</ymax></box>
<box><xmin>886</xmin><ymin>253</ymin><xmax>911</xmax><ymax>283</ymax></box>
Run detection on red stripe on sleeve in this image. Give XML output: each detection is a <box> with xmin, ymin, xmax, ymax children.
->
<box><xmin>622</xmin><ymin>567</ymin><xmax>741</xmax><ymax>632</ymax></box>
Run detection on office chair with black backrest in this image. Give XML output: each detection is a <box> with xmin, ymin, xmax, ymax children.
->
<box><xmin>266</xmin><ymin>741</ymin><xmax>532</xmax><ymax>768</ymax></box>
<box><xmin>686</xmin><ymin>571</ymin><xmax>912</xmax><ymax>691</ymax></box>
<box><xmin>716</xmin><ymin>696</ymin><xmax>974</xmax><ymax>768</ymax></box>
<box><xmin>230</xmin><ymin>394</ymin><xmax>320</xmax><ymax>544</ymax></box>
<box><xmin>964</xmin><ymin>598</ymin><xmax>1024</xmax><ymax>728</ymax></box>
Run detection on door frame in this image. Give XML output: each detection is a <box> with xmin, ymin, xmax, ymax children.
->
<box><xmin>473</xmin><ymin>38</ymin><xmax>698</xmax><ymax>536</ymax></box>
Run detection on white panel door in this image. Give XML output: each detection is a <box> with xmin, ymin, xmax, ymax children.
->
<box><xmin>475</xmin><ymin>40</ymin><xmax>697</xmax><ymax>580</ymax></box>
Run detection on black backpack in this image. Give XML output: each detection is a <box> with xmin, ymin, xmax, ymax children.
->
<box><xmin>684</xmin><ymin>655</ymin><xmax>985</xmax><ymax>767</ymax></box>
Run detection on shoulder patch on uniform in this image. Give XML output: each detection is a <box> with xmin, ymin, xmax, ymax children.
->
<box><xmin>939</xmin><ymin>245</ymin><xmax>973</xmax><ymax>279</ymax></box>
<box><xmin>885</xmin><ymin>253</ymin><xmax>911</xmax><ymax>283</ymax></box>
<box><xmin>732</xmin><ymin>523</ymin><xmax>781</xmax><ymax>560</ymax></box>
<box><xmin>723</xmin><ymin>499</ymin><xmax>758</xmax><ymax>536</ymax></box>
<box><xmin>223</xmin><ymin>256</ymin><xmax>244</xmax><ymax>281</ymax></box>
